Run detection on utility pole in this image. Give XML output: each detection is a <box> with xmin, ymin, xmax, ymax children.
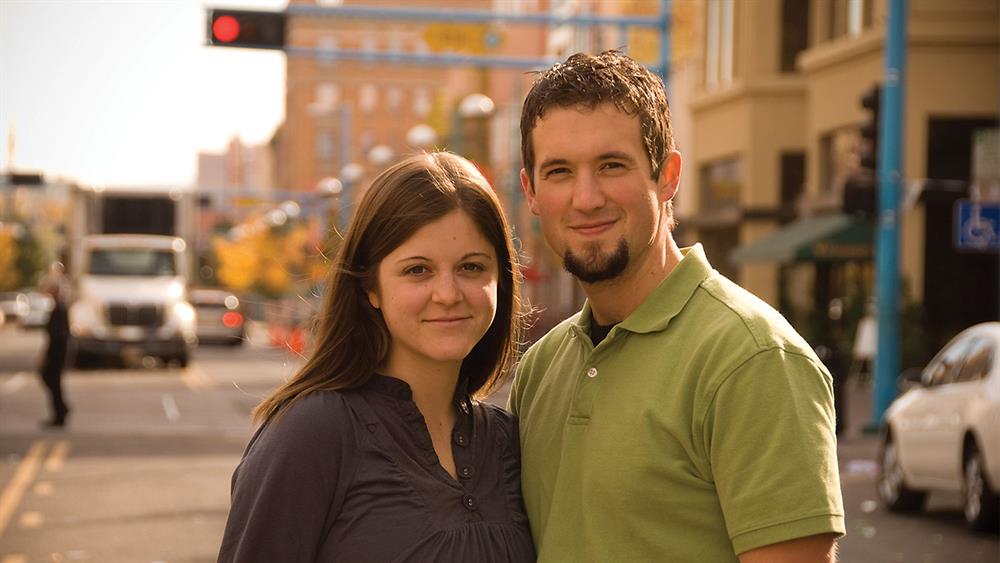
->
<box><xmin>872</xmin><ymin>0</ymin><xmax>907</xmax><ymax>427</ymax></box>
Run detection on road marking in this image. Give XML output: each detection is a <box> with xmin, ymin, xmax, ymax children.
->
<box><xmin>1</xmin><ymin>555</ymin><xmax>28</xmax><ymax>563</ymax></box>
<box><xmin>18</xmin><ymin>511</ymin><xmax>42</xmax><ymax>529</ymax></box>
<box><xmin>43</xmin><ymin>441</ymin><xmax>70</xmax><ymax>473</ymax></box>
<box><xmin>181</xmin><ymin>363</ymin><xmax>214</xmax><ymax>390</ymax></box>
<box><xmin>0</xmin><ymin>372</ymin><xmax>29</xmax><ymax>395</ymax></box>
<box><xmin>161</xmin><ymin>394</ymin><xmax>180</xmax><ymax>422</ymax></box>
<box><xmin>0</xmin><ymin>440</ymin><xmax>48</xmax><ymax>537</ymax></box>
<box><xmin>33</xmin><ymin>482</ymin><xmax>54</xmax><ymax>496</ymax></box>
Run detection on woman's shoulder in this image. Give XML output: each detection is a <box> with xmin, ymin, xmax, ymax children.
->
<box><xmin>254</xmin><ymin>389</ymin><xmax>360</xmax><ymax>451</ymax></box>
<box><xmin>471</xmin><ymin>401</ymin><xmax>518</xmax><ymax>442</ymax></box>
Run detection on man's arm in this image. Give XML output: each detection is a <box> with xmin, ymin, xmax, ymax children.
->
<box><xmin>739</xmin><ymin>532</ymin><xmax>838</xmax><ymax>563</ymax></box>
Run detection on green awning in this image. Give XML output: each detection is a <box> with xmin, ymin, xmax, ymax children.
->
<box><xmin>729</xmin><ymin>214</ymin><xmax>874</xmax><ymax>264</ymax></box>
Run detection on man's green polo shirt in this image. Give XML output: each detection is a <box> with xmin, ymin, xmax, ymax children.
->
<box><xmin>510</xmin><ymin>245</ymin><xmax>845</xmax><ymax>562</ymax></box>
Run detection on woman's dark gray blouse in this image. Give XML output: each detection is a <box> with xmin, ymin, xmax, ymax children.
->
<box><xmin>218</xmin><ymin>375</ymin><xmax>535</xmax><ymax>563</ymax></box>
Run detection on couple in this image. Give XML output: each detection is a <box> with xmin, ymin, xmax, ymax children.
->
<box><xmin>219</xmin><ymin>51</ymin><xmax>845</xmax><ymax>563</ymax></box>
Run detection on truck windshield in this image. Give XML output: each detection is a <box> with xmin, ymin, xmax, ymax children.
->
<box><xmin>88</xmin><ymin>249</ymin><xmax>177</xmax><ymax>277</ymax></box>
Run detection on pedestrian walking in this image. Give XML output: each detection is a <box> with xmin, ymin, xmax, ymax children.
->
<box><xmin>510</xmin><ymin>50</ymin><xmax>845</xmax><ymax>562</ymax></box>
<box><xmin>218</xmin><ymin>152</ymin><xmax>534</xmax><ymax>562</ymax></box>
<box><xmin>39</xmin><ymin>278</ymin><xmax>70</xmax><ymax>427</ymax></box>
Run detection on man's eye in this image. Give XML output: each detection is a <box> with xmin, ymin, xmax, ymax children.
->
<box><xmin>543</xmin><ymin>167</ymin><xmax>569</xmax><ymax>178</ymax></box>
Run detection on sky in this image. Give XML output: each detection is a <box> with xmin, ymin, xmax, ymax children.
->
<box><xmin>1</xmin><ymin>0</ymin><xmax>287</xmax><ymax>187</ymax></box>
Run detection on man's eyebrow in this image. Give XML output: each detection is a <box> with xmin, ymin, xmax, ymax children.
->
<box><xmin>537</xmin><ymin>157</ymin><xmax>570</xmax><ymax>171</ymax></box>
<box><xmin>598</xmin><ymin>151</ymin><xmax>636</xmax><ymax>163</ymax></box>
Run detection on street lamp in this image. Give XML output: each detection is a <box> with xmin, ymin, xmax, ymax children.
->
<box><xmin>452</xmin><ymin>93</ymin><xmax>495</xmax><ymax>164</ymax></box>
<box><xmin>338</xmin><ymin>163</ymin><xmax>364</xmax><ymax>230</ymax></box>
<box><xmin>406</xmin><ymin>124</ymin><xmax>438</xmax><ymax>150</ymax></box>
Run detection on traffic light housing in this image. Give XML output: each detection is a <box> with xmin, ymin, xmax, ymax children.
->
<box><xmin>858</xmin><ymin>84</ymin><xmax>881</xmax><ymax>175</ymax></box>
<box><xmin>843</xmin><ymin>84</ymin><xmax>882</xmax><ymax>217</ymax></box>
<box><xmin>207</xmin><ymin>9</ymin><xmax>286</xmax><ymax>50</ymax></box>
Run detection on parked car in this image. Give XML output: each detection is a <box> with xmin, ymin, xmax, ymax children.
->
<box><xmin>190</xmin><ymin>288</ymin><xmax>245</xmax><ymax>346</ymax></box>
<box><xmin>20</xmin><ymin>291</ymin><xmax>55</xmax><ymax>329</ymax></box>
<box><xmin>0</xmin><ymin>291</ymin><xmax>29</xmax><ymax>324</ymax></box>
<box><xmin>877</xmin><ymin>321</ymin><xmax>1000</xmax><ymax>532</ymax></box>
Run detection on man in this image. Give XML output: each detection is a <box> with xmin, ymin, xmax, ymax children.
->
<box><xmin>509</xmin><ymin>51</ymin><xmax>845</xmax><ymax>562</ymax></box>
<box><xmin>39</xmin><ymin>277</ymin><xmax>70</xmax><ymax>427</ymax></box>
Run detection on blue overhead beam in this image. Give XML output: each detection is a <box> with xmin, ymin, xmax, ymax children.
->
<box><xmin>288</xmin><ymin>4</ymin><xmax>666</xmax><ymax>28</ymax></box>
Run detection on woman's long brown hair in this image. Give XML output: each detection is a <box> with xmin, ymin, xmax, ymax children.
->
<box><xmin>252</xmin><ymin>152</ymin><xmax>524</xmax><ymax>425</ymax></box>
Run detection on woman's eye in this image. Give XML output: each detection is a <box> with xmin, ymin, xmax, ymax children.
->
<box><xmin>460</xmin><ymin>262</ymin><xmax>486</xmax><ymax>273</ymax></box>
<box><xmin>405</xmin><ymin>265</ymin><xmax>428</xmax><ymax>276</ymax></box>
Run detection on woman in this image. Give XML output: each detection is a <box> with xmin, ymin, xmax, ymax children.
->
<box><xmin>218</xmin><ymin>152</ymin><xmax>534</xmax><ymax>562</ymax></box>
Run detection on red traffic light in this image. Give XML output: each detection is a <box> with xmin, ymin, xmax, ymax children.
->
<box><xmin>212</xmin><ymin>15</ymin><xmax>240</xmax><ymax>43</ymax></box>
<box><xmin>207</xmin><ymin>9</ymin><xmax>286</xmax><ymax>50</ymax></box>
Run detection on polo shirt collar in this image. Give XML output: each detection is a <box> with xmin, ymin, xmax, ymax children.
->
<box><xmin>573</xmin><ymin>243</ymin><xmax>714</xmax><ymax>336</ymax></box>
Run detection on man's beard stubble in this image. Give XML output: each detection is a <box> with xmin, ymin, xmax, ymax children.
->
<box><xmin>563</xmin><ymin>239</ymin><xmax>630</xmax><ymax>284</ymax></box>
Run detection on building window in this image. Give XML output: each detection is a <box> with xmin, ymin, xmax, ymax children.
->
<box><xmin>820</xmin><ymin>127</ymin><xmax>861</xmax><ymax>194</ymax></box>
<box><xmin>386</xmin><ymin>87</ymin><xmax>403</xmax><ymax>114</ymax></box>
<box><xmin>413</xmin><ymin>87</ymin><xmax>432</xmax><ymax>117</ymax></box>
<box><xmin>828</xmin><ymin>0</ymin><xmax>872</xmax><ymax>41</ymax></box>
<box><xmin>700</xmin><ymin>156</ymin><xmax>743</xmax><ymax>211</ymax></box>
<box><xmin>318</xmin><ymin>35</ymin><xmax>338</xmax><ymax>66</ymax></box>
<box><xmin>359</xmin><ymin>84</ymin><xmax>378</xmax><ymax>114</ymax></box>
<box><xmin>705</xmin><ymin>0</ymin><xmax>735</xmax><ymax>88</ymax></box>
<box><xmin>315</xmin><ymin>83</ymin><xmax>339</xmax><ymax>112</ymax></box>
<box><xmin>780</xmin><ymin>152</ymin><xmax>806</xmax><ymax>218</ymax></box>
<box><xmin>781</xmin><ymin>0</ymin><xmax>809</xmax><ymax>73</ymax></box>
<box><xmin>315</xmin><ymin>130</ymin><xmax>336</xmax><ymax>161</ymax></box>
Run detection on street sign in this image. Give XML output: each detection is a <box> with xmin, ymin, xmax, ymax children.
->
<box><xmin>954</xmin><ymin>199</ymin><xmax>1000</xmax><ymax>252</ymax></box>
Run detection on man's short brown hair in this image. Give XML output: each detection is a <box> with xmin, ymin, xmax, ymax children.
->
<box><xmin>520</xmin><ymin>50</ymin><xmax>674</xmax><ymax>190</ymax></box>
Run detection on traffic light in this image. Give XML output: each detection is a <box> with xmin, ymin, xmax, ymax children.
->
<box><xmin>207</xmin><ymin>9</ymin><xmax>286</xmax><ymax>50</ymax></box>
<box><xmin>858</xmin><ymin>84</ymin><xmax>881</xmax><ymax>176</ymax></box>
<box><xmin>843</xmin><ymin>84</ymin><xmax>882</xmax><ymax>217</ymax></box>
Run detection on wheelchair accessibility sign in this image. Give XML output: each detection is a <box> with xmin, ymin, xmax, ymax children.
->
<box><xmin>955</xmin><ymin>200</ymin><xmax>1000</xmax><ymax>252</ymax></box>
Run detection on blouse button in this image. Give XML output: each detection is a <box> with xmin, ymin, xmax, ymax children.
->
<box><xmin>462</xmin><ymin>494</ymin><xmax>478</xmax><ymax>511</ymax></box>
<box><xmin>453</xmin><ymin>432</ymin><xmax>468</xmax><ymax>447</ymax></box>
<box><xmin>586</xmin><ymin>367</ymin><xmax>598</xmax><ymax>378</ymax></box>
<box><xmin>459</xmin><ymin>465</ymin><xmax>474</xmax><ymax>479</ymax></box>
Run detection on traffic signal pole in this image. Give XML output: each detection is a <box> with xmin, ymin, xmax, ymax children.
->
<box><xmin>872</xmin><ymin>0</ymin><xmax>907</xmax><ymax>427</ymax></box>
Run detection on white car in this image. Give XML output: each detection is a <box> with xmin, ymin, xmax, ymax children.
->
<box><xmin>21</xmin><ymin>291</ymin><xmax>55</xmax><ymax>329</ymax></box>
<box><xmin>878</xmin><ymin>322</ymin><xmax>1000</xmax><ymax>532</ymax></box>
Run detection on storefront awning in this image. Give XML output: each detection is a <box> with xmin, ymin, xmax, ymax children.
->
<box><xmin>729</xmin><ymin>214</ymin><xmax>874</xmax><ymax>264</ymax></box>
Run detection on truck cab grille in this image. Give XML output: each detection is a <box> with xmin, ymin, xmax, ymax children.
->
<box><xmin>108</xmin><ymin>304</ymin><xmax>163</xmax><ymax>327</ymax></box>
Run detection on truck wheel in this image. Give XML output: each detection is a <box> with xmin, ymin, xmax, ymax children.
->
<box><xmin>176</xmin><ymin>351</ymin><xmax>190</xmax><ymax>368</ymax></box>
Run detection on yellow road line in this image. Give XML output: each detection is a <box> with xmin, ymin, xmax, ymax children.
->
<box><xmin>0</xmin><ymin>440</ymin><xmax>48</xmax><ymax>537</ymax></box>
<box><xmin>43</xmin><ymin>440</ymin><xmax>70</xmax><ymax>473</ymax></box>
<box><xmin>18</xmin><ymin>511</ymin><xmax>42</xmax><ymax>529</ymax></box>
<box><xmin>33</xmin><ymin>482</ymin><xmax>54</xmax><ymax>497</ymax></box>
<box><xmin>181</xmin><ymin>363</ymin><xmax>214</xmax><ymax>390</ymax></box>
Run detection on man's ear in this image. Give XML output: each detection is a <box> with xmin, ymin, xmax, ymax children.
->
<box><xmin>657</xmin><ymin>150</ymin><xmax>682</xmax><ymax>204</ymax></box>
<box><xmin>520</xmin><ymin>168</ymin><xmax>540</xmax><ymax>215</ymax></box>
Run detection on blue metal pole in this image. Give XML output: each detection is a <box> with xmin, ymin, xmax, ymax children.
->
<box><xmin>339</xmin><ymin>103</ymin><xmax>352</xmax><ymax>231</ymax></box>
<box><xmin>659</xmin><ymin>0</ymin><xmax>671</xmax><ymax>86</ymax></box>
<box><xmin>872</xmin><ymin>0</ymin><xmax>907</xmax><ymax>426</ymax></box>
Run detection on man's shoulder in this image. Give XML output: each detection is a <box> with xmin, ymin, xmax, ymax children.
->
<box><xmin>522</xmin><ymin>312</ymin><xmax>583</xmax><ymax>363</ymax></box>
<box><xmin>687</xmin><ymin>272</ymin><xmax>814</xmax><ymax>357</ymax></box>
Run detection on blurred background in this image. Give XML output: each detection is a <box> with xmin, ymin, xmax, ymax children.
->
<box><xmin>1</xmin><ymin>0</ymin><xmax>997</xmax><ymax>561</ymax></box>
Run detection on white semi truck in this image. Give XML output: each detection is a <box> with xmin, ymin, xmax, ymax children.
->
<box><xmin>67</xmin><ymin>186</ymin><xmax>198</xmax><ymax>367</ymax></box>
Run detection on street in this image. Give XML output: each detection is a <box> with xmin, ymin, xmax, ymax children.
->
<box><xmin>0</xmin><ymin>324</ymin><xmax>997</xmax><ymax>563</ymax></box>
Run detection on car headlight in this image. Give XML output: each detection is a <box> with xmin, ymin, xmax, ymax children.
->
<box><xmin>172</xmin><ymin>301</ymin><xmax>196</xmax><ymax>325</ymax></box>
<box><xmin>69</xmin><ymin>301</ymin><xmax>106</xmax><ymax>338</ymax></box>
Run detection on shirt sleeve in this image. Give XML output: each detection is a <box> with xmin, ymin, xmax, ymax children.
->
<box><xmin>218</xmin><ymin>394</ymin><xmax>354</xmax><ymax>563</ymax></box>
<box><xmin>702</xmin><ymin>348</ymin><xmax>846</xmax><ymax>555</ymax></box>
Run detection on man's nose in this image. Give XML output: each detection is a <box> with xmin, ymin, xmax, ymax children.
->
<box><xmin>570</xmin><ymin>171</ymin><xmax>605</xmax><ymax>212</ymax></box>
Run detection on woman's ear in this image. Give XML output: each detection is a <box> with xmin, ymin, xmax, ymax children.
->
<box><xmin>367</xmin><ymin>289</ymin><xmax>380</xmax><ymax>310</ymax></box>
